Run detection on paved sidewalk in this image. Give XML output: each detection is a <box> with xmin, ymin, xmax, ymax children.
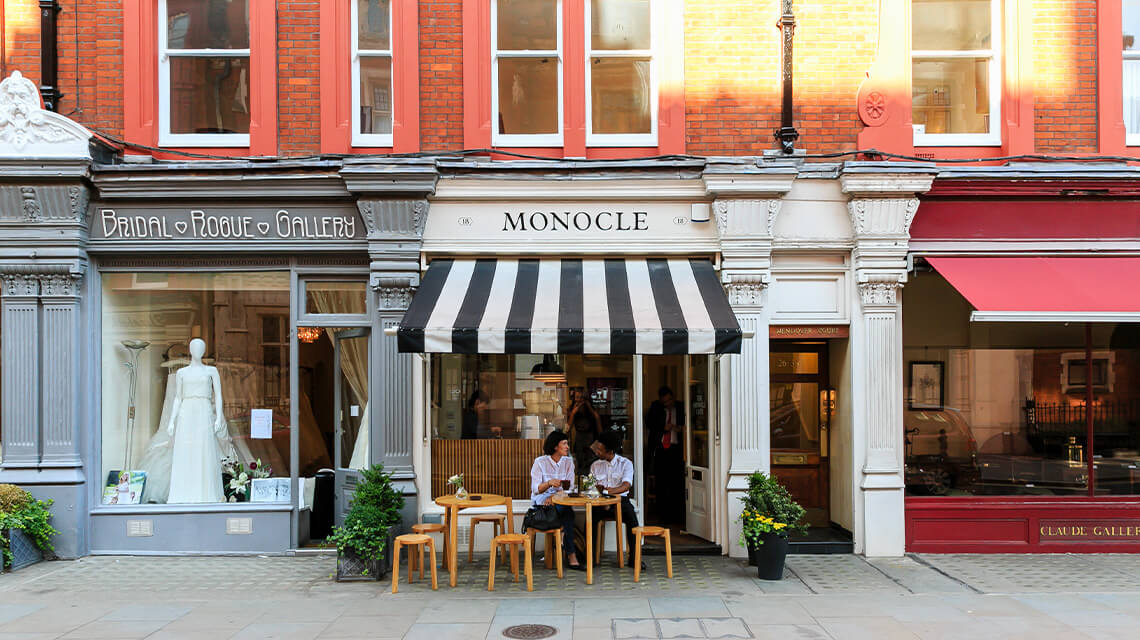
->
<box><xmin>2</xmin><ymin>552</ymin><xmax>1140</xmax><ymax>639</ymax></box>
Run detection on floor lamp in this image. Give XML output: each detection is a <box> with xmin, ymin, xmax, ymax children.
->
<box><xmin>121</xmin><ymin>340</ymin><xmax>150</xmax><ymax>470</ymax></box>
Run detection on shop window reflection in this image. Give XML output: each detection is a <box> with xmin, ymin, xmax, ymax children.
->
<box><xmin>430</xmin><ymin>354</ymin><xmax>633</xmax><ymax>499</ymax></box>
<box><xmin>903</xmin><ymin>271</ymin><xmax>1140</xmax><ymax>496</ymax></box>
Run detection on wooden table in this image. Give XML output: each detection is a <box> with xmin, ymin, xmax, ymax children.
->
<box><xmin>434</xmin><ymin>493</ymin><xmax>514</xmax><ymax>587</ymax></box>
<box><xmin>551</xmin><ymin>493</ymin><xmax>623</xmax><ymax>585</ymax></box>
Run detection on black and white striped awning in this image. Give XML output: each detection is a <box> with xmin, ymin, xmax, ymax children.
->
<box><xmin>397</xmin><ymin>258</ymin><xmax>742</xmax><ymax>354</ymax></box>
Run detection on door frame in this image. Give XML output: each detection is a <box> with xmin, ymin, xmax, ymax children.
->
<box><xmin>768</xmin><ymin>340</ymin><xmax>832</xmax><ymax>525</ymax></box>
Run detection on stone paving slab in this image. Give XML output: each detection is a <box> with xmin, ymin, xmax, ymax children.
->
<box><xmin>915</xmin><ymin>554</ymin><xmax>1140</xmax><ymax>593</ymax></box>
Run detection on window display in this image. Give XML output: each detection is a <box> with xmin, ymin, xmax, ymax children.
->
<box><xmin>101</xmin><ymin>272</ymin><xmax>292</xmax><ymax>505</ymax></box>
<box><xmin>903</xmin><ymin>270</ymin><xmax>1140</xmax><ymax>496</ymax></box>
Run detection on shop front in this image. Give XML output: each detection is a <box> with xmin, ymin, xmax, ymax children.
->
<box><xmin>904</xmin><ymin>170</ymin><xmax>1140</xmax><ymax>552</ymax></box>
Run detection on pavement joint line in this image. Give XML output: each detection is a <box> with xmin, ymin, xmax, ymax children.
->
<box><xmin>908</xmin><ymin>554</ymin><xmax>984</xmax><ymax>594</ymax></box>
<box><xmin>781</xmin><ymin>561</ymin><xmax>816</xmax><ymax>594</ymax></box>
<box><xmin>860</xmin><ymin>555</ymin><xmax>915</xmax><ymax>595</ymax></box>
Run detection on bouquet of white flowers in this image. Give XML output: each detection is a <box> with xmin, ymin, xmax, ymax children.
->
<box><xmin>447</xmin><ymin>473</ymin><xmax>467</xmax><ymax>499</ymax></box>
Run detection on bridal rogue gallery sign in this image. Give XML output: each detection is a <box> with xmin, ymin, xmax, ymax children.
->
<box><xmin>89</xmin><ymin>204</ymin><xmax>366</xmax><ymax>242</ymax></box>
<box><xmin>422</xmin><ymin>201</ymin><xmax>719</xmax><ymax>253</ymax></box>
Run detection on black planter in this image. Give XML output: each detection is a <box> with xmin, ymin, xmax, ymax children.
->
<box><xmin>2</xmin><ymin>529</ymin><xmax>43</xmax><ymax>572</ymax></box>
<box><xmin>751</xmin><ymin>532</ymin><xmax>789</xmax><ymax>580</ymax></box>
<box><xmin>335</xmin><ymin>527</ymin><xmax>396</xmax><ymax>582</ymax></box>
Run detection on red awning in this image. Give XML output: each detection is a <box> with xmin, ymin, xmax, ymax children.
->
<box><xmin>925</xmin><ymin>256</ymin><xmax>1140</xmax><ymax>321</ymax></box>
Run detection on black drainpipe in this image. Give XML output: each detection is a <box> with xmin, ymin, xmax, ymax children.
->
<box><xmin>39</xmin><ymin>0</ymin><xmax>63</xmax><ymax>112</ymax></box>
<box><xmin>774</xmin><ymin>0</ymin><xmax>799</xmax><ymax>154</ymax></box>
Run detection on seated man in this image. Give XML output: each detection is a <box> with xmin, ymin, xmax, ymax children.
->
<box><xmin>590</xmin><ymin>431</ymin><xmax>643</xmax><ymax>568</ymax></box>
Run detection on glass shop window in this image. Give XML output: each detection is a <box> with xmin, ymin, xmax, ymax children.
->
<box><xmin>100</xmin><ymin>272</ymin><xmax>292</xmax><ymax>506</ymax></box>
<box><xmin>902</xmin><ymin>271</ymin><xmax>1140</xmax><ymax>497</ymax></box>
<box><xmin>159</xmin><ymin>0</ymin><xmax>252</xmax><ymax>146</ymax></box>
<box><xmin>303</xmin><ymin>280</ymin><xmax>368</xmax><ymax>316</ymax></box>
<box><xmin>431</xmin><ymin>354</ymin><xmax>634</xmax><ymax>499</ymax></box>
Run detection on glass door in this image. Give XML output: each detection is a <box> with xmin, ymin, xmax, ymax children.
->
<box><xmin>685</xmin><ymin>355</ymin><xmax>714</xmax><ymax>540</ymax></box>
<box><xmin>769</xmin><ymin>343</ymin><xmax>831</xmax><ymax>527</ymax></box>
<box><xmin>333</xmin><ymin>328</ymin><xmax>370</xmax><ymax>526</ymax></box>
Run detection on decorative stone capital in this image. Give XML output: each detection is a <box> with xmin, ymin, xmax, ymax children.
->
<box><xmin>712</xmin><ymin>198</ymin><xmax>782</xmax><ymax>238</ymax></box>
<box><xmin>39</xmin><ymin>273</ymin><xmax>83</xmax><ymax>298</ymax></box>
<box><xmin>857</xmin><ymin>271</ymin><xmax>906</xmax><ymax>308</ymax></box>
<box><xmin>1</xmin><ymin>273</ymin><xmax>39</xmax><ymax>298</ymax></box>
<box><xmin>723</xmin><ymin>272</ymin><xmax>770</xmax><ymax>309</ymax></box>
<box><xmin>846</xmin><ymin>197</ymin><xmax>920</xmax><ymax>238</ymax></box>
<box><xmin>371</xmin><ymin>275</ymin><xmax>416</xmax><ymax>311</ymax></box>
<box><xmin>0</xmin><ymin>71</ymin><xmax>92</xmax><ymax>159</ymax></box>
<box><xmin>357</xmin><ymin>199</ymin><xmax>428</xmax><ymax>239</ymax></box>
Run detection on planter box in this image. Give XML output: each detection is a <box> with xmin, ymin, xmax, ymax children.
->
<box><xmin>3</xmin><ymin>529</ymin><xmax>43</xmax><ymax>572</ymax></box>
<box><xmin>335</xmin><ymin>527</ymin><xmax>396</xmax><ymax>582</ymax></box>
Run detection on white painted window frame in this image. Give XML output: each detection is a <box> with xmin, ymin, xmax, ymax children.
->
<box><xmin>491</xmin><ymin>0</ymin><xmax>564</xmax><ymax>147</ymax></box>
<box><xmin>351</xmin><ymin>0</ymin><xmax>395</xmax><ymax>147</ymax></box>
<box><xmin>1125</xmin><ymin>3</ymin><xmax>1140</xmax><ymax>146</ymax></box>
<box><xmin>911</xmin><ymin>0</ymin><xmax>1001</xmax><ymax>147</ymax></box>
<box><xmin>158</xmin><ymin>0</ymin><xmax>251</xmax><ymax>147</ymax></box>
<box><xmin>584</xmin><ymin>0</ymin><xmax>658</xmax><ymax>147</ymax></box>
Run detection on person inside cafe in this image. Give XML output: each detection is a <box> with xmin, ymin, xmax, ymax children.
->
<box><xmin>590</xmin><ymin>431</ymin><xmax>643</xmax><ymax>568</ymax></box>
<box><xmin>530</xmin><ymin>430</ymin><xmax>584</xmax><ymax>570</ymax></box>
<box><xmin>462</xmin><ymin>389</ymin><xmax>500</xmax><ymax>439</ymax></box>
<box><xmin>567</xmin><ymin>387</ymin><xmax>601</xmax><ymax>470</ymax></box>
<box><xmin>646</xmin><ymin>385</ymin><xmax>685</xmax><ymax>525</ymax></box>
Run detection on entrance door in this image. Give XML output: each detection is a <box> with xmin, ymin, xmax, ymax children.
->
<box><xmin>685</xmin><ymin>355</ymin><xmax>714</xmax><ymax>540</ymax></box>
<box><xmin>769</xmin><ymin>343</ymin><xmax>831</xmax><ymax>527</ymax></box>
<box><xmin>333</xmin><ymin>329</ymin><xmax>370</xmax><ymax>526</ymax></box>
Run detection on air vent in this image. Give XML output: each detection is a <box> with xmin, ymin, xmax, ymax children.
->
<box><xmin>226</xmin><ymin>517</ymin><xmax>254</xmax><ymax>535</ymax></box>
<box><xmin>126</xmin><ymin>519</ymin><xmax>154</xmax><ymax>537</ymax></box>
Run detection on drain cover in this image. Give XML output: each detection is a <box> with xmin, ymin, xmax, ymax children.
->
<box><xmin>502</xmin><ymin>623</ymin><xmax>558</xmax><ymax>639</ymax></box>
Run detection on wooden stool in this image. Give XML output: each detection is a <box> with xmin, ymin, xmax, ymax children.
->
<box><xmin>488</xmin><ymin>533</ymin><xmax>532</xmax><ymax>592</ymax></box>
<box><xmin>469</xmin><ymin>514</ymin><xmax>508</xmax><ymax>564</ymax></box>
<box><xmin>525</xmin><ymin>527</ymin><xmax>564</xmax><ymax>578</ymax></box>
<box><xmin>411</xmin><ymin>523</ymin><xmax>449</xmax><ymax>571</ymax></box>
<box><xmin>594</xmin><ymin>517</ymin><xmax>629</xmax><ymax>564</ymax></box>
<box><xmin>391</xmin><ymin>534</ymin><xmax>438</xmax><ymax>594</ymax></box>
<box><xmin>631</xmin><ymin>526</ymin><xmax>672</xmax><ymax>583</ymax></box>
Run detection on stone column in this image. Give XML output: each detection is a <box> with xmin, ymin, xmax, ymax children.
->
<box><xmin>0</xmin><ymin>273</ymin><xmax>41</xmax><ymax>469</ymax></box>
<box><xmin>705</xmin><ymin>164</ymin><xmax>796</xmax><ymax>557</ymax></box>
<box><xmin>841</xmin><ymin>164</ymin><xmax>934</xmax><ymax>557</ymax></box>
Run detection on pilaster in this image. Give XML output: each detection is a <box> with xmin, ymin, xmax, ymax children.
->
<box><xmin>840</xmin><ymin>162</ymin><xmax>935</xmax><ymax>557</ymax></box>
<box><xmin>1</xmin><ymin>273</ymin><xmax>41</xmax><ymax>469</ymax></box>
<box><xmin>38</xmin><ymin>272</ymin><xmax>84</xmax><ymax>468</ymax></box>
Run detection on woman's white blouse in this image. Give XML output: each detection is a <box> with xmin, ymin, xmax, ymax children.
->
<box><xmin>529</xmin><ymin>455</ymin><xmax>577</xmax><ymax>506</ymax></box>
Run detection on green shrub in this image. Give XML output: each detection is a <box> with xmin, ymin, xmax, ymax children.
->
<box><xmin>0</xmin><ymin>484</ymin><xmax>31</xmax><ymax>513</ymax></box>
<box><xmin>325</xmin><ymin>464</ymin><xmax>404</xmax><ymax>562</ymax></box>
<box><xmin>739</xmin><ymin>471</ymin><xmax>806</xmax><ymax>547</ymax></box>
<box><xmin>0</xmin><ymin>485</ymin><xmax>58</xmax><ymax>568</ymax></box>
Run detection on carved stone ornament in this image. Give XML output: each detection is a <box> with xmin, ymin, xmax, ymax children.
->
<box><xmin>857</xmin><ymin>273</ymin><xmax>905</xmax><ymax>307</ymax></box>
<box><xmin>69</xmin><ymin>185</ymin><xmax>89</xmax><ymax>223</ymax></box>
<box><xmin>1</xmin><ymin>273</ymin><xmax>39</xmax><ymax>297</ymax></box>
<box><xmin>860</xmin><ymin>90</ymin><xmax>888</xmax><ymax>127</ymax></box>
<box><xmin>0</xmin><ymin>71</ymin><xmax>92</xmax><ymax>158</ymax></box>
<box><xmin>765</xmin><ymin>199</ymin><xmax>780</xmax><ymax>236</ymax></box>
<box><xmin>356</xmin><ymin>200</ymin><xmax>377</xmax><ymax>234</ymax></box>
<box><xmin>38</xmin><ymin>273</ymin><xmax>82</xmax><ymax>297</ymax></box>
<box><xmin>371</xmin><ymin>275</ymin><xmax>415</xmax><ymax>310</ymax></box>
<box><xmin>20</xmin><ymin>186</ymin><xmax>40</xmax><ymax>221</ymax></box>
<box><xmin>713</xmin><ymin>201</ymin><xmax>729</xmax><ymax>237</ymax></box>
<box><xmin>724</xmin><ymin>273</ymin><xmax>769</xmax><ymax>308</ymax></box>
<box><xmin>848</xmin><ymin>197</ymin><xmax>921</xmax><ymax>237</ymax></box>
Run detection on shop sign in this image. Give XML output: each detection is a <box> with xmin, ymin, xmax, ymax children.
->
<box><xmin>91</xmin><ymin>205</ymin><xmax>364</xmax><ymax>241</ymax></box>
<box><xmin>770</xmin><ymin>325</ymin><xmax>849</xmax><ymax>339</ymax></box>
<box><xmin>1039</xmin><ymin>519</ymin><xmax>1140</xmax><ymax>542</ymax></box>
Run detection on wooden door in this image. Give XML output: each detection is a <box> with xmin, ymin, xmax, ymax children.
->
<box><xmin>769</xmin><ymin>343</ymin><xmax>831</xmax><ymax>527</ymax></box>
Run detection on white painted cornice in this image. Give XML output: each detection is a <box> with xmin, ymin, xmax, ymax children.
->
<box><xmin>432</xmin><ymin>178</ymin><xmax>709</xmax><ymax>201</ymax></box>
<box><xmin>0</xmin><ymin>71</ymin><xmax>92</xmax><ymax>160</ymax></box>
<box><xmin>839</xmin><ymin>162</ymin><xmax>936</xmax><ymax>198</ymax></box>
<box><xmin>702</xmin><ymin>165</ymin><xmax>798</xmax><ymax>198</ymax></box>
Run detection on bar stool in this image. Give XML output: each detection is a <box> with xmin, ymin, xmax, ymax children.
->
<box><xmin>488</xmin><ymin>533</ymin><xmax>532</xmax><ymax>592</ymax></box>
<box><xmin>411</xmin><ymin>522</ymin><xmax>449</xmax><ymax>571</ymax></box>
<box><xmin>469</xmin><ymin>514</ymin><xmax>508</xmax><ymax>563</ymax></box>
<box><xmin>391</xmin><ymin>534</ymin><xmax>438</xmax><ymax>593</ymax></box>
<box><xmin>525</xmin><ymin>526</ymin><xmax>564</xmax><ymax>578</ymax></box>
<box><xmin>594</xmin><ymin>516</ymin><xmax>630</xmax><ymax>564</ymax></box>
<box><xmin>631</xmin><ymin>526</ymin><xmax>672</xmax><ymax>583</ymax></box>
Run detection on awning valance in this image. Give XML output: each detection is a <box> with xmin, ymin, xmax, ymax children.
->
<box><xmin>926</xmin><ymin>256</ymin><xmax>1140</xmax><ymax>322</ymax></box>
<box><xmin>397</xmin><ymin>258</ymin><xmax>742</xmax><ymax>354</ymax></box>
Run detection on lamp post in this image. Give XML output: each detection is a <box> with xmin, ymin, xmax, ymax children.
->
<box><xmin>775</xmin><ymin>0</ymin><xmax>799</xmax><ymax>154</ymax></box>
<box><xmin>121</xmin><ymin>340</ymin><xmax>151</xmax><ymax>469</ymax></box>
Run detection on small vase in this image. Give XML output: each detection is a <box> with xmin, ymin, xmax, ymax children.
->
<box><xmin>455</xmin><ymin>486</ymin><xmax>468</xmax><ymax>499</ymax></box>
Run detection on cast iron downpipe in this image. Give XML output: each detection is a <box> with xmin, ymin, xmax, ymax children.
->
<box><xmin>39</xmin><ymin>0</ymin><xmax>63</xmax><ymax>112</ymax></box>
<box><xmin>774</xmin><ymin>0</ymin><xmax>799</xmax><ymax>154</ymax></box>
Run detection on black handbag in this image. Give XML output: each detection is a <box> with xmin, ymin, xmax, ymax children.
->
<box><xmin>523</xmin><ymin>504</ymin><xmax>561</xmax><ymax>531</ymax></box>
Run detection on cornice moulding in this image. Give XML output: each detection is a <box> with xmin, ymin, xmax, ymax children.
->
<box><xmin>432</xmin><ymin>178</ymin><xmax>708</xmax><ymax>201</ymax></box>
<box><xmin>840</xmin><ymin>173</ymin><xmax>935</xmax><ymax>197</ymax></box>
<box><xmin>703</xmin><ymin>167</ymin><xmax>798</xmax><ymax>198</ymax></box>
<box><xmin>339</xmin><ymin>163</ymin><xmax>439</xmax><ymax>195</ymax></box>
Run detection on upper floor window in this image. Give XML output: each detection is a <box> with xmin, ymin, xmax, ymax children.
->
<box><xmin>493</xmin><ymin>0</ymin><xmax>563</xmax><ymax>146</ymax></box>
<box><xmin>353</xmin><ymin>0</ymin><xmax>394</xmax><ymax>146</ymax></box>
<box><xmin>587</xmin><ymin>0</ymin><xmax>656</xmax><ymax>145</ymax></box>
<box><xmin>1124</xmin><ymin>0</ymin><xmax>1140</xmax><ymax>143</ymax></box>
<box><xmin>159</xmin><ymin>0</ymin><xmax>251</xmax><ymax>147</ymax></box>
<box><xmin>911</xmin><ymin>0</ymin><xmax>1000</xmax><ymax>146</ymax></box>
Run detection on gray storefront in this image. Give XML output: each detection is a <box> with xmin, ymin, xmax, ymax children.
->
<box><xmin>0</xmin><ymin>76</ymin><xmax>434</xmax><ymax>555</ymax></box>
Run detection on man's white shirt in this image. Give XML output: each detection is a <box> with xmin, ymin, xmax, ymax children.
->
<box><xmin>590</xmin><ymin>454</ymin><xmax>634</xmax><ymax>497</ymax></box>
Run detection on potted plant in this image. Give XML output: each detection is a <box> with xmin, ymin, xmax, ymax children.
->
<box><xmin>0</xmin><ymin>484</ymin><xmax>59</xmax><ymax>572</ymax></box>
<box><xmin>739</xmin><ymin>471</ymin><xmax>805</xmax><ymax>580</ymax></box>
<box><xmin>326</xmin><ymin>464</ymin><xmax>404</xmax><ymax>581</ymax></box>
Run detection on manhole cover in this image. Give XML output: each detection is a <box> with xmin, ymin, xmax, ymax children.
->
<box><xmin>502</xmin><ymin>624</ymin><xmax>558</xmax><ymax>639</ymax></box>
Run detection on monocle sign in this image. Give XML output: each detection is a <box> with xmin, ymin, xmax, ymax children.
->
<box><xmin>90</xmin><ymin>205</ymin><xmax>365</xmax><ymax>241</ymax></box>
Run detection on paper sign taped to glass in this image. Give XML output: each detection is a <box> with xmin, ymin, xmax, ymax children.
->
<box><xmin>250</xmin><ymin>477</ymin><xmax>291</xmax><ymax>503</ymax></box>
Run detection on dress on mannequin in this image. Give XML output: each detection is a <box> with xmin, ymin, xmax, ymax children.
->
<box><xmin>167</xmin><ymin>340</ymin><xmax>227</xmax><ymax>503</ymax></box>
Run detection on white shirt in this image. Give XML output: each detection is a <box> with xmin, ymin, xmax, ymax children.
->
<box><xmin>530</xmin><ymin>455</ymin><xmax>576</xmax><ymax>506</ymax></box>
<box><xmin>590</xmin><ymin>454</ymin><xmax>634</xmax><ymax>497</ymax></box>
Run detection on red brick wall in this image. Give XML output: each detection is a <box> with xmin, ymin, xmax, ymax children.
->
<box><xmin>420</xmin><ymin>0</ymin><xmax>463</xmax><ymax>151</ymax></box>
<box><xmin>3</xmin><ymin>0</ymin><xmax>40</xmax><ymax>86</ymax></box>
<box><xmin>1034</xmin><ymin>0</ymin><xmax>1099</xmax><ymax>153</ymax></box>
<box><xmin>279</xmin><ymin>0</ymin><xmax>321</xmax><ymax>156</ymax></box>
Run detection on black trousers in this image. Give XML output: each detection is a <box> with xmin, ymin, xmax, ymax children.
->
<box><xmin>598</xmin><ymin>495</ymin><xmax>639</xmax><ymax>555</ymax></box>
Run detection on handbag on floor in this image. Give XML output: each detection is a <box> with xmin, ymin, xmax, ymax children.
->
<box><xmin>523</xmin><ymin>504</ymin><xmax>561</xmax><ymax>530</ymax></box>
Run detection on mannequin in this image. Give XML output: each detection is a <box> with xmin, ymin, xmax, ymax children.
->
<box><xmin>166</xmin><ymin>338</ymin><xmax>227</xmax><ymax>503</ymax></box>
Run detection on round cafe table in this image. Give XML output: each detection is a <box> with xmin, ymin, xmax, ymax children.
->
<box><xmin>434</xmin><ymin>493</ymin><xmax>514</xmax><ymax>587</ymax></box>
<box><xmin>551</xmin><ymin>493</ymin><xmax>623</xmax><ymax>585</ymax></box>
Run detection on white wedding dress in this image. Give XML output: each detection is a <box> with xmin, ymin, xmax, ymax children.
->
<box><xmin>167</xmin><ymin>367</ymin><xmax>225</xmax><ymax>503</ymax></box>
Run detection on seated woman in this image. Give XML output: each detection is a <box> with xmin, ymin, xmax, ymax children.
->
<box><xmin>529</xmin><ymin>430</ymin><xmax>584</xmax><ymax>570</ymax></box>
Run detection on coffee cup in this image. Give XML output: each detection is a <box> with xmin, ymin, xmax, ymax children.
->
<box><xmin>560</xmin><ymin>479</ymin><xmax>570</xmax><ymax>491</ymax></box>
